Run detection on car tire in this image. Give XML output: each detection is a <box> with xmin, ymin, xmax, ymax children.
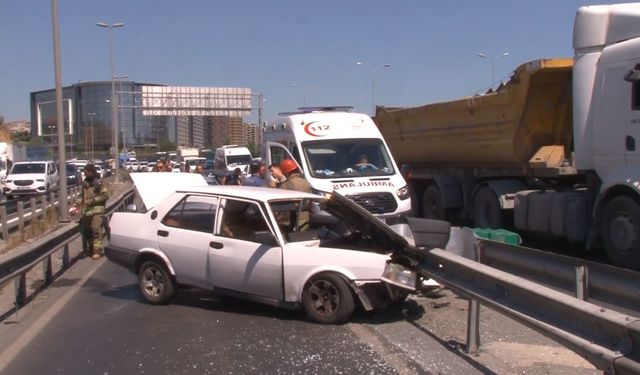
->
<box><xmin>138</xmin><ymin>260</ymin><xmax>175</xmax><ymax>305</ymax></box>
<box><xmin>302</xmin><ymin>272</ymin><xmax>355</xmax><ymax>324</ymax></box>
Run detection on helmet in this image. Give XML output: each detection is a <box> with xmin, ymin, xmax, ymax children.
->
<box><xmin>280</xmin><ymin>159</ymin><xmax>298</xmax><ymax>174</ymax></box>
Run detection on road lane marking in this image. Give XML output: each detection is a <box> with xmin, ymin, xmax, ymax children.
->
<box><xmin>0</xmin><ymin>258</ymin><xmax>105</xmax><ymax>373</ymax></box>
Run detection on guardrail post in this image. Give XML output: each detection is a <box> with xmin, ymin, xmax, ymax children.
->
<box><xmin>61</xmin><ymin>244</ymin><xmax>70</xmax><ymax>268</ymax></box>
<box><xmin>465</xmin><ymin>238</ymin><xmax>483</xmax><ymax>355</ymax></box>
<box><xmin>17</xmin><ymin>200</ymin><xmax>24</xmax><ymax>233</ymax></box>
<box><xmin>30</xmin><ymin>197</ymin><xmax>37</xmax><ymax>221</ymax></box>
<box><xmin>15</xmin><ymin>274</ymin><xmax>27</xmax><ymax>306</ymax></box>
<box><xmin>50</xmin><ymin>192</ymin><xmax>57</xmax><ymax>220</ymax></box>
<box><xmin>43</xmin><ymin>254</ymin><xmax>53</xmax><ymax>285</ymax></box>
<box><xmin>0</xmin><ymin>205</ymin><xmax>8</xmax><ymax>241</ymax></box>
<box><xmin>41</xmin><ymin>194</ymin><xmax>47</xmax><ymax>216</ymax></box>
<box><xmin>575</xmin><ymin>265</ymin><xmax>589</xmax><ymax>301</ymax></box>
<box><xmin>466</xmin><ymin>299</ymin><xmax>481</xmax><ymax>355</ymax></box>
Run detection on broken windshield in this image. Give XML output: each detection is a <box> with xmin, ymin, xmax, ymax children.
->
<box><xmin>302</xmin><ymin>139</ymin><xmax>395</xmax><ymax>179</ymax></box>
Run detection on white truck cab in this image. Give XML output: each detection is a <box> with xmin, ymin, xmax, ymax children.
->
<box><xmin>263</xmin><ymin>106</ymin><xmax>411</xmax><ymax>219</ymax></box>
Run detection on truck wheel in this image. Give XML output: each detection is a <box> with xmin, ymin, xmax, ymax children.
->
<box><xmin>601</xmin><ymin>196</ymin><xmax>640</xmax><ymax>270</ymax></box>
<box><xmin>302</xmin><ymin>273</ymin><xmax>355</xmax><ymax>324</ymax></box>
<box><xmin>422</xmin><ymin>185</ymin><xmax>445</xmax><ymax>220</ymax></box>
<box><xmin>473</xmin><ymin>186</ymin><xmax>502</xmax><ymax>229</ymax></box>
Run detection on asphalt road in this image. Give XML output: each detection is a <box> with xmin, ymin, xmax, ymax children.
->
<box><xmin>0</xmin><ymin>260</ymin><xmax>405</xmax><ymax>375</ymax></box>
<box><xmin>0</xmin><ymin>236</ymin><xmax>601</xmax><ymax>375</ymax></box>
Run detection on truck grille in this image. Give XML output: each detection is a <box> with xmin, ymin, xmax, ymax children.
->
<box><xmin>14</xmin><ymin>180</ymin><xmax>34</xmax><ymax>186</ymax></box>
<box><xmin>347</xmin><ymin>192</ymin><xmax>397</xmax><ymax>214</ymax></box>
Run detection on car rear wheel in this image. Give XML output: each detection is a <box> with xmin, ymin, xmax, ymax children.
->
<box><xmin>138</xmin><ymin>260</ymin><xmax>175</xmax><ymax>304</ymax></box>
<box><xmin>302</xmin><ymin>273</ymin><xmax>355</xmax><ymax>324</ymax></box>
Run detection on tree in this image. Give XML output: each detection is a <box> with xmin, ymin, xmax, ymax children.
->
<box><xmin>159</xmin><ymin>139</ymin><xmax>176</xmax><ymax>152</ymax></box>
<box><xmin>11</xmin><ymin>131</ymin><xmax>30</xmax><ymax>143</ymax></box>
<box><xmin>246</xmin><ymin>142</ymin><xmax>261</xmax><ymax>158</ymax></box>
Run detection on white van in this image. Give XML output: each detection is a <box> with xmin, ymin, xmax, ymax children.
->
<box><xmin>263</xmin><ymin>106</ymin><xmax>411</xmax><ymax>219</ymax></box>
<box><xmin>213</xmin><ymin>145</ymin><xmax>253</xmax><ymax>178</ymax></box>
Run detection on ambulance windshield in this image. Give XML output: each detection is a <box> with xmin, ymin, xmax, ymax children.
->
<box><xmin>302</xmin><ymin>139</ymin><xmax>395</xmax><ymax>179</ymax></box>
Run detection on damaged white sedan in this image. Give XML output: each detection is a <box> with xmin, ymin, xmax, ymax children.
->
<box><xmin>106</xmin><ymin>173</ymin><xmax>421</xmax><ymax>324</ymax></box>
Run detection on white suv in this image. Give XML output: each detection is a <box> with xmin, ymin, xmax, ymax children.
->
<box><xmin>3</xmin><ymin>161</ymin><xmax>59</xmax><ymax>199</ymax></box>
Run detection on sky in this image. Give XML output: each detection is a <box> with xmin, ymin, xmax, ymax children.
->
<box><xmin>1</xmin><ymin>0</ymin><xmax>638</xmax><ymax>122</ymax></box>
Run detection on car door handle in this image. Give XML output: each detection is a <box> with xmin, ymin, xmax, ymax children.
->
<box><xmin>157</xmin><ymin>230</ymin><xmax>169</xmax><ymax>237</ymax></box>
<box><xmin>209</xmin><ymin>241</ymin><xmax>224</xmax><ymax>249</ymax></box>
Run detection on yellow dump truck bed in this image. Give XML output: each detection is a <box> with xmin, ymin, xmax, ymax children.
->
<box><xmin>375</xmin><ymin>59</ymin><xmax>574</xmax><ymax>169</ymax></box>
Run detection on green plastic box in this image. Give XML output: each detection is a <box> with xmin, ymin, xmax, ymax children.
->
<box><xmin>472</xmin><ymin>228</ymin><xmax>522</xmax><ymax>245</ymax></box>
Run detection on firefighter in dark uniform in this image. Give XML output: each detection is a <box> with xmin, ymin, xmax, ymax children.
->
<box><xmin>278</xmin><ymin>159</ymin><xmax>311</xmax><ymax>193</ymax></box>
<box><xmin>76</xmin><ymin>164</ymin><xmax>109</xmax><ymax>259</ymax></box>
<box><xmin>277</xmin><ymin>159</ymin><xmax>312</xmax><ymax>232</ymax></box>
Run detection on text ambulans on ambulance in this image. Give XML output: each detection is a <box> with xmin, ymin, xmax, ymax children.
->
<box><xmin>263</xmin><ymin>107</ymin><xmax>411</xmax><ymax>218</ymax></box>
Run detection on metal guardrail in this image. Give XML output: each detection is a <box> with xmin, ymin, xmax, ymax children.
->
<box><xmin>0</xmin><ymin>185</ymin><xmax>134</xmax><ymax>309</ymax></box>
<box><xmin>412</xmin><ymin>228</ymin><xmax>640</xmax><ymax>375</ymax></box>
<box><xmin>1</xmin><ymin>192</ymin><xmax>639</xmax><ymax>373</ymax></box>
<box><xmin>477</xmin><ymin>239</ymin><xmax>640</xmax><ymax>313</ymax></box>
<box><xmin>0</xmin><ymin>187</ymin><xmax>82</xmax><ymax>242</ymax></box>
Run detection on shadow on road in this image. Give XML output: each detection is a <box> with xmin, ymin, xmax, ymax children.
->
<box><xmin>98</xmin><ymin>282</ymin><xmax>425</xmax><ymax>325</ymax></box>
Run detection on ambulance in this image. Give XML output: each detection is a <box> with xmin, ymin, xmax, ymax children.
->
<box><xmin>263</xmin><ymin>106</ymin><xmax>411</xmax><ymax>219</ymax></box>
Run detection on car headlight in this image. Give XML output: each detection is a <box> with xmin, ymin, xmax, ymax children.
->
<box><xmin>381</xmin><ymin>261</ymin><xmax>416</xmax><ymax>291</ymax></box>
<box><xmin>396</xmin><ymin>185</ymin><xmax>410</xmax><ymax>200</ymax></box>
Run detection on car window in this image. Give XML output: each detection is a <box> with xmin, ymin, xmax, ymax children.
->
<box><xmin>270</xmin><ymin>199</ymin><xmax>317</xmax><ymax>242</ymax></box>
<box><xmin>217</xmin><ymin>198</ymin><xmax>276</xmax><ymax>245</ymax></box>
<box><xmin>11</xmin><ymin>163</ymin><xmax>46</xmax><ymax>174</ymax></box>
<box><xmin>161</xmin><ymin>195</ymin><xmax>218</xmax><ymax>233</ymax></box>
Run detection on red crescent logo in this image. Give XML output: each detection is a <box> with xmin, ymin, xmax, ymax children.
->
<box><xmin>304</xmin><ymin>121</ymin><xmax>323</xmax><ymax>137</ymax></box>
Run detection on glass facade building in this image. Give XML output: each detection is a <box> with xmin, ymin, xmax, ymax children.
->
<box><xmin>30</xmin><ymin>81</ymin><xmax>180</xmax><ymax>158</ymax></box>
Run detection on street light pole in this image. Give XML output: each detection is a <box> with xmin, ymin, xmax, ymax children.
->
<box><xmin>477</xmin><ymin>52</ymin><xmax>509</xmax><ymax>88</ymax></box>
<box><xmin>356</xmin><ymin>61</ymin><xmax>391</xmax><ymax>115</ymax></box>
<box><xmin>87</xmin><ymin>112</ymin><xmax>96</xmax><ymax>160</ymax></box>
<box><xmin>97</xmin><ymin>21</ymin><xmax>124</xmax><ymax>176</ymax></box>
<box><xmin>51</xmin><ymin>0</ymin><xmax>69</xmax><ymax>221</ymax></box>
<box><xmin>372</xmin><ymin>64</ymin><xmax>391</xmax><ymax>115</ymax></box>
<box><xmin>113</xmin><ymin>75</ymin><xmax>128</xmax><ymax>153</ymax></box>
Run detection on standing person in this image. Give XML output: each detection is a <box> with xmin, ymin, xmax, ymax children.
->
<box><xmin>268</xmin><ymin>163</ymin><xmax>286</xmax><ymax>188</ymax></box>
<box><xmin>278</xmin><ymin>159</ymin><xmax>311</xmax><ymax>193</ymax></box>
<box><xmin>244</xmin><ymin>162</ymin><xmax>267</xmax><ymax>187</ymax></box>
<box><xmin>75</xmin><ymin>164</ymin><xmax>109</xmax><ymax>259</ymax></box>
<box><xmin>221</xmin><ymin>167</ymin><xmax>243</xmax><ymax>185</ymax></box>
<box><xmin>194</xmin><ymin>163</ymin><xmax>205</xmax><ymax>174</ymax></box>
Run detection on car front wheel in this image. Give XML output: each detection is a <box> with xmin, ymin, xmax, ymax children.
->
<box><xmin>302</xmin><ymin>273</ymin><xmax>355</xmax><ymax>324</ymax></box>
<box><xmin>138</xmin><ymin>260</ymin><xmax>175</xmax><ymax>304</ymax></box>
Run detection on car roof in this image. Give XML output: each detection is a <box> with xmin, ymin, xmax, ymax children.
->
<box><xmin>178</xmin><ymin>185</ymin><xmax>321</xmax><ymax>202</ymax></box>
<box><xmin>15</xmin><ymin>160</ymin><xmax>50</xmax><ymax>164</ymax></box>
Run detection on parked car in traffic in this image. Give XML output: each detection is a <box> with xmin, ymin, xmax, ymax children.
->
<box><xmin>3</xmin><ymin>160</ymin><xmax>59</xmax><ymax>199</ymax></box>
<box><xmin>105</xmin><ymin>173</ymin><xmax>418</xmax><ymax>324</ymax></box>
<box><xmin>94</xmin><ymin>164</ymin><xmax>107</xmax><ymax>179</ymax></box>
<box><xmin>65</xmin><ymin>163</ymin><xmax>82</xmax><ymax>186</ymax></box>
